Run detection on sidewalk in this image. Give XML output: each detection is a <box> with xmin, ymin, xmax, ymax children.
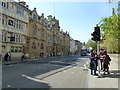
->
<box><xmin>2</xmin><ymin>55</ymin><xmax>77</xmax><ymax>65</ymax></box>
<box><xmin>2</xmin><ymin>59</ymin><xmax>31</xmax><ymax>65</ymax></box>
<box><xmin>88</xmin><ymin>57</ymin><xmax>119</xmax><ymax>88</ymax></box>
<box><xmin>2</xmin><ymin>58</ymin><xmax>41</xmax><ymax>65</ymax></box>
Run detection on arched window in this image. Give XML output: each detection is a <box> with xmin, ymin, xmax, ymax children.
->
<box><xmin>33</xmin><ymin>27</ymin><xmax>37</xmax><ymax>35</ymax></box>
<box><xmin>32</xmin><ymin>42</ymin><xmax>36</xmax><ymax>49</ymax></box>
<box><xmin>41</xmin><ymin>43</ymin><xmax>44</xmax><ymax>49</ymax></box>
<box><xmin>33</xmin><ymin>24</ymin><xmax>37</xmax><ymax>35</ymax></box>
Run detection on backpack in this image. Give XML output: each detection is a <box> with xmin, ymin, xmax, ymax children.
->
<box><xmin>106</xmin><ymin>55</ymin><xmax>111</xmax><ymax>62</ymax></box>
<box><xmin>5</xmin><ymin>53</ymin><xmax>8</xmax><ymax>58</ymax></box>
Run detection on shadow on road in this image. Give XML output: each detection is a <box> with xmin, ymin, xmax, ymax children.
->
<box><xmin>100</xmin><ymin>70</ymin><xmax>120</xmax><ymax>78</ymax></box>
<box><xmin>2</xmin><ymin>55</ymin><xmax>88</xmax><ymax>88</ymax></box>
<box><xmin>2</xmin><ymin>74</ymin><xmax>51</xmax><ymax>88</ymax></box>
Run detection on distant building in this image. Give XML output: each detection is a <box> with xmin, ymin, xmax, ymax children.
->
<box><xmin>70</xmin><ymin>38</ymin><xmax>82</xmax><ymax>55</ymax></box>
<box><xmin>70</xmin><ymin>38</ymin><xmax>76</xmax><ymax>54</ymax></box>
<box><xmin>74</xmin><ymin>40</ymin><xmax>82</xmax><ymax>54</ymax></box>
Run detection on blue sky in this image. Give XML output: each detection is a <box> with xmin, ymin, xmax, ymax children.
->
<box><xmin>26</xmin><ymin>1</ymin><xmax>118</xmax><ymax>43</ymax></box>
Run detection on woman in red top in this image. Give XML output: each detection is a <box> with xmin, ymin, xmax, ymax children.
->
<box><xmin>102</xmin><ymin>51</ymin><xmax>110</xmax><ymax>75</ymax></box>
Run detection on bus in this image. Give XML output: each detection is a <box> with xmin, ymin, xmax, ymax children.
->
<box><xmin>81</xmin><ymin>49</ymin><xmax>87</xmax><ymax>56</ymax></box>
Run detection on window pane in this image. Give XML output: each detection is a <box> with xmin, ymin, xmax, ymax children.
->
<box><xmin>11</xmin><ymin>46</ymin><xmax>14</xmax><ymax>53</ymax></box>
<box><xmin>15</xmin><ymin>47</ymin><xmax>18</xmax><ymax>53</ymax></box>
<box><xmin>19</xmin><ymin>47</ymin><xmax>22</xmax><ymax>52</ymax></box>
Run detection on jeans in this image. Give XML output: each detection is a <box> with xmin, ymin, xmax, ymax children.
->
<box><xmin>100</xmin><ymin>60</ymin><xmax>103</xmax><ymax>70</ymax></box>
<box><xmin>103</xmin><ymin>62</ymin><xmax>109</xmax><ymax>72</ymax></box>
<box><xmin>91</xmin><ymin>60</ymin><xmax>97</xmax><ymax>75</ymax></box>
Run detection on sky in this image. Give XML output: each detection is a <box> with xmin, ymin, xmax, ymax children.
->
<box><xmin>25</xmin><ymin>1</ymin><xmax>118</xmax><ymax>43</ymax></box>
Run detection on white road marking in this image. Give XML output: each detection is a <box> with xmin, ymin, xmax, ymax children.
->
<box><xmin>71</xmin><ymin>72</ymin><xmax>74</xmax><ymax>74</ymax></box>
<box><xmin>22</xmin><ymin>74</ymin><xmax>47</xmax><ymax>83</ymax></box>
<box><xmin>7</xmin><ymin>84</ymin><xmax>11</xmax><ymax>87</ymax></box>
<box><xmin>35</xmin><ymin>65</ymin><xmax>74</xmax><ymax>79</ymax></box>
<box><xmin>63</xmin><ymin>71</ymin><xmax>66</xmax><ymax>72</ymax></box>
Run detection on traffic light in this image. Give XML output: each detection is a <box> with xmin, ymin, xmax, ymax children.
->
<box><xmin>91</xmin><ymin>26</ymin><xmax>100</xmax><ymax>42</ymax></box>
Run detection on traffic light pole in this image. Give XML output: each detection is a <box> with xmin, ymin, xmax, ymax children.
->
<box><xmin>97</xmin><ymin>41</ymin><xmax>101</xmax><ymax>77</ymax></box>
<box><xmin>91</xmin><ymin>24</ymin><xmax>101</xmax><ymax>77</ymax></box>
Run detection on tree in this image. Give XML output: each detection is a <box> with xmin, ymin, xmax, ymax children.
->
<box><xmin>99</xmin><ymin>8</ymin><xmax>120</xmax><ymax>53</ymax></box>
<box><xmin>85</xmin><ymin>39</ymin><xmax>97</xmax><ymax>49</ymax></box>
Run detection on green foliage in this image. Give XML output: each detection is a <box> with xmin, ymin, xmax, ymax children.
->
<box><xmin>85</xmin><ymin>39</ymin><xmax>97</xmax><ymax>49</ymax></box>
<box><xmin>99</xmin><ymin>8</ymin><xmax>120</xmax><ymax>53</ymax></box>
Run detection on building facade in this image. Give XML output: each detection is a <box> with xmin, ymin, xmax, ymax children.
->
<box><xmin>74</xmin><ymin>40</ymin><xmax>82</xmax><ymax>54</ymax></box>
<box><xmin>0</xmin><ymin>1</ymin><xmax>70</xmax><ymax>60</ymax></box>
<box><xmin>70</xmin><ymin>38</ymin><xmax>82</xmax><ymax>55</ymax></box>
<box><xmin>0</xmin><ymin>1</ymin><xmax>29</xmax><ymax>59</ymax></box>
<box><xmin>70</xmin><ymin>38</ymin><xmax>76</xmax><ymax>54</ymax></box>
<box><xmin>46</xmin><ymin>16</ymin><xmax>70</xmax><ymax>56</ymax></box>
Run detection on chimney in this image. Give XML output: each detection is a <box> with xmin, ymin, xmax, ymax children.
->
<box><xmin>34</xmin><ymin>8</ymin><xmax>36</xmax><ymax>10</ymax></box>
<box><xmin>53</xmin><ymin>16</ymin><xmax>55</xmax><ymax>19</ymax></box>
<box><xmin>26</xmin><ymin>5</ymin><xmax>29</xmax><ymax>8</ymax></box>
<box><xmin>42</xmin><ymin>13</ymin><xmax>44</xmax><ymax>16</ymax></box>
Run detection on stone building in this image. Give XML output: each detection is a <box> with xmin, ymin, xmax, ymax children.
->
<box><xmin>46</xmin><ymin>16</ymin><xmax>70</xmax><ymax>56</ymax></box>
<box><xmin>74</xmin><ymin>40</ymin><xmax>82</xmax><ymax>54</ymax></box>
<box><xmin>0</xmin><ymin>1</ymin><xmax>29</xmax><ymax>59</ymax></box>
<box><xmin>0</xmin><ymin>1</ymin><xmax>70</xmax><ymax>59</ymax></box>
<box><xmin>70</xmin><ymin>38</ymin><xmax>76</xmax><ymax>54</ymax></box>
<box><xmin>64</xmin><ymin>31</ymin><xmax>70</xmax><ymax>55</ymax></box>
<box><xmin>27</xmin><ymin>8</ymin><xmax>48</xmax><ymax>58</ymax></box>
<box><xmin>70</xmin><ymin>38</ymin><xmax>82</xmax><ymax>55</ymax></box>
<box><xmin>25</xmin><ymin>7</ymin><xmax>70</xmax><ymax>58</ymax></box>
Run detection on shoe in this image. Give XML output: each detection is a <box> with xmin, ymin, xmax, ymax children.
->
<box><xmin>107</xmin><ymin>72</ymin><xmax>110</xmax><ymax>75</ymax></box>
<box><xmin>94</xmin><ymin>74</ymin><xmax>98</xmax><ymax>76</ymax></box>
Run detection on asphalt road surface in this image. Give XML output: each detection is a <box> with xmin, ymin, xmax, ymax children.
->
<box><xmin>2</xmin><ymin>55</ymin><xmax>89</xmax><ymax>89</ymax></box>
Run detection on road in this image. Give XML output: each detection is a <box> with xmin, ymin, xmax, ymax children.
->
<box><xmin>2</xmin><ymin>55</ymin><xmax>89</xmax><ymax>88</ymax></box>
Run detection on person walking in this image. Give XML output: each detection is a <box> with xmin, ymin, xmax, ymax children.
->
<box><xmin>90</xmin><ymin>49</ymin><xmax>97</xmax><ymax>75</ymax></box>
<box><xmin>4</xmin><ymin>52</ymin><xmax>9</xmax><ymax>62</ymax></box>
<box><xmin>25</xmin><ymin>53</ymin><xmax>29</xmax><ymax>60</ymax></box>
<box><xmin>21</xmin><ymin>53</ymin><xmax>25</xmax><ymax>61</ymax></box>
<box><xmin>102</xmin><ymin>51</ymin><xmax>111</xmax><ymax>75</ymax></box>
<box><xmin>8</xmin><ymin>51</ymin><xmax>11</xmax><ymax>61</ymax></box>
<box><xmin>0</xmin><ymin>51</ymin><xmax>2</xmax><ymax>62</ymax></box>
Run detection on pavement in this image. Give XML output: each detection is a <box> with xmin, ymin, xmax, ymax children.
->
<box><xmin>88</xmin><ymin>54</ymin><xmax>119</xmax><ymax>89</ymax></box>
